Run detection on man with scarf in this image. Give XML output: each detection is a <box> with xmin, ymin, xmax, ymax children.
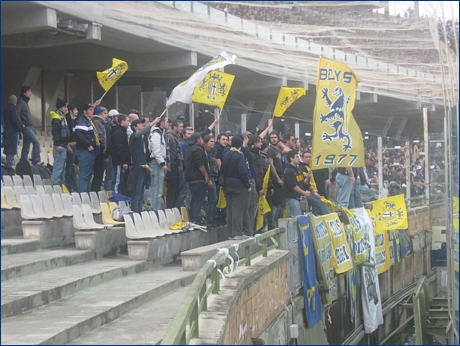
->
<box><xmin>50</xmin><ymin>98</ymin><xmax>70</xmax><ymax>186</ymax></box>
<box><xmin>165</xmin><ymin>119</ymin><xmax>184</xmax><ymax>208</ymax></box>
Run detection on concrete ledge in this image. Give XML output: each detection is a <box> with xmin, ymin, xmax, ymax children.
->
<box><xmin>1</xmin><ymin>238</ymin><xmax>40</xmax><ymax>256</ymax></box>
<box><xmin>22</xmin><ymin>218</ymin><xmax>77</xmax><ymax>248</ymax></box>
<box><xmin>1</xmin><ymin>209</ymin><xmax>23</xmax><ymax>238</ymax></box>
<box><xmin>127</xmin><ymin>226</ymin><xmax>223</xmax><ymax>264</ymax></box>
<box><xmin>75</xmin><ymin>227</ymin><xmax>128</xmax><ymax>258</ymax></box>
<box><xmin>181</xmin><ymin>240</ymin><xmax>237</xmax><ymax>271</ymax></box>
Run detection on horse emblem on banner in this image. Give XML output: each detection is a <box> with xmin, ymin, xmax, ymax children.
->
<box><xmin>320</xmin><ymin>86</ymin><xmax>353</xmax><ymax>151</ymax></box>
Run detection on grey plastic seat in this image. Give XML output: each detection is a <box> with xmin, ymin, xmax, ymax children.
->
<box><xmin>81</xmin><ymin>204</ymin><xmax>106</xmax><ymax>229</ymax></box>
<box><xmin>165</xmin><ymin>209</ymin><xmax>176</xmax><ymax>227</ymax></box>
<box><xmin>52</xmin><ymin>193</ymin><xmax>68</xmax><ymax>217</ymax></box>
<box><xmin>25</xmin><ymin>185</ymin><xmax>36</xmax><ymax>196</ymax></box>
<box><xmin>19</xmin><ymin>195</ymin><xmax>37</xmax><ymax>219</ymax></box>
<box><xmin>98</xmin><ymin>191</ymin><xmax>109</xmax><ymax>204</ymax></box>
<box><xmin>41</xmin><ymin>193</ymin><xmax>62</xmax><ymax>218</ymax></box>
<box><xmin>133</xmin><ymin>212</ymin><xmax>148</xmax><ymax>237</ymax></box>
<box><xmin>12</xmin><ymin>175</ymin><xmax>24</xmax><ymax>187</ymax></box>
<box><xmin>72</xmin><ymin>205</ymin><xmax>93</xmax><ymax>230</ymax></box>
<box><xmin>71</xmin><ymin>192</ymin><xmax>82</xmax><ymax>206</ymax></box>
<box><xmin>149</xmin><ymin>211</ymin><xmax>166</xmax><ymax>237</ymax></box>
<box><xmin>2</xmin><ymin>175</ymin><xmax>14</xmax><ymax>188</ymax></box>
<box><xmin>173</xmin><ymin>208</ymin><xmax>182</xmax><ymax>223</ymax></box>
<box><xmin>3</xmin><ymin>186</ymin><xmax>21</xmax><ymax>208</ymax></box>
<box><xmin>89</xmin><ymin>192</ymin><xmax>102</xmax><ymax>213</ymax></box>
<box><xmin>23</xmin><ymin>175</ymin><xmax>34</xmax><ymax>187</ymax></box>
<box><xmin>36</xmin><ymin>185</ymin><xmax>46</xmax><ymax>196</ymax></box>
<box><xmin>13</xmin><ymin>185</ymin><xmax>27</xmax><ymax>199</ymax></box>
<box><xmin>30</xmin><ymin>194</ymin><xmax>52</xmax><ymax>219</ymax></box>
<box><xmin>61</xmin><ymin>193</ymin><xmax>74</xmax><ymax>217</ymax></box>
<box><xmin>53</xmin><ymin>185</ymin><xmax>63</xmax><ymax>195</ymax></box>
<box><xmin>33</xmin><ymin>175</ymin><xmax>43</xmax><ymax>187</ymax></box>
<box><xmin>124</xmin><ymin>214</ymin><xmax>143</xmax><ymax>240</ymax></box>
<box><xmin>157</xmin><ymin>210</ymin><xmax>169</xmax><ymax>232</ymax></box>
<box><xmin>44</xmin><ymin>185</ymin><xmax>54</xmax><ymax>196</ymax></box>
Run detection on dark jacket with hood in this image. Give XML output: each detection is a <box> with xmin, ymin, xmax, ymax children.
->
<box><xmin>184</xmin><ymin>143</ymin><xmax>209</xmax><ymax>183</ymax></box>
<box><xmin>16</xmin><ymin>96</ymin><xmax>33</xmax><ymax>127</ymax></box>
<box><xmin>110</xmin><ymin>123</ymin><xmax>130</xmax><ymax>167</ymax></box>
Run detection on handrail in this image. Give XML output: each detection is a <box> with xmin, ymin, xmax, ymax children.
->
<box><xmin>161</xmin><ymin>228</ymin><xmax>281</xmax><ymax>345</ymax></box>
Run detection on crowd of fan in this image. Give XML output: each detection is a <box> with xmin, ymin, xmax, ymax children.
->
<box><xmin>206</xmin><ymin>1</ymin><xmax>445</xmax><ymax>72</ymax></box>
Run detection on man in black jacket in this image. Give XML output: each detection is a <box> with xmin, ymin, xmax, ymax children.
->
<box><xmin>283</xmin><ymin>150</ymin><xmax>312</xmax><ymax>217</ymax></box>
<box><xmin>184</xmin><ymin>132</ymin><xmax>212</xmax><ymax>225</ymax></box>
<box><xmin>75</xmin><ymin>103</ymin><xmax>99</xmax><ymax>193</ymax></box>
<box><xmin>65</xmin><ymin>104</ymin><xmax>79</xmax><ymax>192</ymax></box>
<box><xmin>166</xmin><ymin>119</ymin><xmax>184</xmax><ymax>208</ymax></box>
<box><xmin>16</xmin><ymin>86</ymin><xmax>40</xmax><ymax>165</ymax></box>
<box><xmin>2</xmin><ymin>95</ymin><xmax>21</xmax><ymax>166</ymax></box>
<box><xmin>110</xmin><ymin>114</ymin><xmax>131</xmax><ymax>195</ymax></box>
<box><xmin>50</xmin><ymin>98</ymin><xmax>70</xmax><ymax>186</ymax></box>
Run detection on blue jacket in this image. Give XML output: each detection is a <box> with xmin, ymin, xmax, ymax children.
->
<box><xmin>221</xmin><ymin>149</ymin><xmax>250</xmax><ymax>190</ymax></box>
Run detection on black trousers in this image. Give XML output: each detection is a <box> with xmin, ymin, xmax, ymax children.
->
<box><xmin>166</xmin><ymin>164</ymin><xmax>179</xmax><ymax>209</ymax></box>
<box><xmin>91</xmin><ymin>153</ymin><xmax>105</xmax><ymax>192</ymax></box>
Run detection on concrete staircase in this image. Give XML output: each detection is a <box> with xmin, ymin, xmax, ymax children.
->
<box><xmin>1</xmin><ymin>225</ymin><xmax>198</xmax><ymax>344</ymax></box>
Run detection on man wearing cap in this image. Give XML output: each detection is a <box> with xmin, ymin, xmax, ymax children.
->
<box><xmin>75</xmin><ymin>103</ymin><xmax>99</xmax><ymax>193</ymax></box>
<box><xmin>2</xmin><ymin>95</ymin><xmax>21</xmax><ymax>166</ymax></box>
<box><xmin>108</xmin><ymin>109</ymin><xmax>120</xmax><ymax>125</ymax></box>
<box><xmin>16</xmin><ymin>85</ymin><xmax>40</xmax><ymax>165</ymax></box>
<box><xmin>127</xmin><ymin>117</ymin><xmax>159</xmax><ymax>213</ymax></box>
<box><xmin>50</xmin><ymin>98</ymin><xmax>70</xmax><ymax>186</ymax></box>
<box><xmin>184</xmin><ymin>132</ymin><xmax>212</xmax><ymax>225</ymax></box>
<box><xmin>147</xmin><ymin>115</ymin><xmax>169</xmax><ymax>210</ymax></box>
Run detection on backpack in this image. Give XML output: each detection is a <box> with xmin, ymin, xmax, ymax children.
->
<box><xmin>112</xmin><ymin>202</ymin><xmax>132</xmax><ymax>221</ymax></box>
<box><xmin>1</xmin><ymin>161</ymin><xmax>15</xmax><ymax>178</ymax></box>
<box><xmin>15</xmin><ymin>158</ymin><xmax>33</xmax><ymax>178</ymax></box>
<box><xmin>32</xmin><ymin>163</ymin><xmax>52</xmax><ymax>180</ymax></box>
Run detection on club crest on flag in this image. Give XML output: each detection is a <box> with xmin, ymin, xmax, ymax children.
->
<box><xmin>97</xmin><ymin>58</ymin><xmax>129</xmax><ymax>92</ymax></box>
<box><xmin>192</xmin><ymin>71</ymin><xmax>235</xmax><ymax>109</ymax></box>
<box><xmin>320</xmin><ymin>86</ymin><xmax>353</xmax><ymax>151</ymax></box>
<box><xmin>273</xmin><ymin>87</ymin><xmax>306</xmax><ymax>117</ymax></box>
<box><xmin>373</xmin><ymin>194</ymin><xmax>408</xmax><ymax>231</ymax></box>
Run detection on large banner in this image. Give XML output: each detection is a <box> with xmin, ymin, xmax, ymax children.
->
<box><xmin>388</xmin><ymin>230</ymin><xmax>401</xmax><ymax>266</ymax></box>
<box><xmin>399</xmin><ymin>229</ymin><xmax>412</xmax><ymax>258</ymax></box>
<box><xmin>374</xmin><ymin>231</ymin><xmax>391</xmax><ymax>274</ymax></box>
<box><xmin>322</xmin><ymin>213</ymin><xmax>353</xmax><ymax>274</ymax></box>
<box><xmin>311</xmin><ymin>57</ymin><xmax>364</xmax><ymax>169</ymax></box>
<box><xmin>453</xmin><ymin>196</ymin><xmax>459</xmax><ymax>273</ymax></box>
<box><xmin>310</xmin><ymin>214</ymin><xmax>337</xmax><ymax>304</ymax></box>
<box><xmin>192</xmin><ymin>71</ymin><xmax>235</xmax><ymax>109</ymax></box>
<box><xmin>373</xmin><ymin>194</ymin><xmax>408</xmax><ymax>232</ymax></box>
<box><xmin>297</xmin><ymin>215</ymin><xmax>323</xmax><ymax>328</ymax></box>
<box><xmin>273</xmin><ymin>87</ymin><xmax>306</xmax><ymax>117</ymax></box>
<box><xmin>348</xmin><ymin>209</ymin><xmax>367</xmax><ymax>265</ymax></box>
<box><xmin>354</xmin><ymin>208</ymin><xmax>383</xmax><ymax>334</ymax></box>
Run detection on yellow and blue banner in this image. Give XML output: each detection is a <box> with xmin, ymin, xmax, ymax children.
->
<box><xmin>399</xmin><ymin>229</ymin><xmax>412</xmax><ymax>258</ymax></box>
<box><xmin>256</xmin><ymin>166</ymin><xmax>271</xmax><ymax>231</ymax></box>
<box><xmin>311</xmin><ymin>57</ymin><xmax>364</xmax><ymax>169</ymax></box>
<box><xmin>297</xmin><ymin>215</ymin><xmax>323</xmax><ymax>328</ymax></box>
<box><xmin>310</xmin><ymin>214</ymin><xmax>337</xmax><ymax>304</ymax></box>
<box><xmin>273</xmin><ymin>87</ymin><xmax>306</xmax><ymax>117</ymax></box>
<box><xmin>374</xmin><ymin>231</ymin><xmax>391</xmax><ymax>274</ymax></box>
<box><xmin>453</xmin><ymin>196</ymin><xmax>458</xmax><ymax>272</ymax></box>
<box><xmin>373</xmin><ymin>194</ymin><xmax>408</xmax><ymax>232</ymax></box>
<box><xmin>97</xmin><ymin>58</ymin><xmax>129</xmax><ymax>92</ymax></box>
<box><xmin>322</xmin><ymin>213</ymin><xmax>353</xmax><ymax>274</ymax></box>
<box><xmin>192</xmin><ymin>71</ymin><xmax>235</xmax><ymax>109</ymax></box>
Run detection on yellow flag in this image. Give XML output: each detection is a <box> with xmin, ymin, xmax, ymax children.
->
<box><xmin>192</xmin><ymin>71</ymin><xmax>235</xmax><ymax>109</ymax></box>
<box><xmin>273</xmin><ymin>87</ymin><xmax>306</xmax><ymax>117</ymax></box>
<box><xmin>311</xmin><ymin>58</ymin><xmax>364</xmax><ymax>169</ymax></box>
<box><xmin>96</xmin><ymin>58</ymin><xmax>129</xmax><ymax>92</ymax></box>
<box><xmin>322</xmin><ymin>213</ymin><xmax>353</xmax><ymax>274</ymax></box>
<box><xmin>216</xmin><ymin>186</ymin><xmax>226</xmax><ymax>209</ymax></box>
<box><xmin>373</xmin><ymin>194</ymin><xmax>408</xmax><ymax>232</ymax></box>
<box><xmin>256</xmin><ymin>166</ymin><xmax>272</xmax><ymax>231</ymax></box>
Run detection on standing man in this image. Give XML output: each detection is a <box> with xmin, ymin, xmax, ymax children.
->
<box><xmin>110</xmin><ymin>114</ymin><xmax>130</xmax><ymax>195</ymax></box>
<box><xmin>127</xmin><ymin>118</ymin><xmax>156</xmax><ymax>213</ymax></box>
<box><xmin>283</xmin><ymin>151</ymin><xmax>312</xmax><ymax>217</ymax></box>
<box><xmin>184</xmin><ymin>132</ymin><xmax>212</xmax><ymax>225</ymax></box>
<box><xmin>166</xmin><ymin>119</ymin><xmax>184</xmax><ymax>208</ymax></box>
<box><xmin>75</xmin><ymin>103</ymin><xmax>99</xmax><ymax>193</ymax></box>
<box><xmin>267</xmin><ymin>131</ymin><xmax>285</xmax><ymax>229</ymax></box>
<box><xmin>16</xmin><ymin>86</ymin><xmax>40</xmax><ymax>165</ymax></box>
<box><xmin>103</xmin><ymin>109</ymin><xmax>115</xmax><ymax>191</ymax></box>
<box><xmin>221</xmin><ymin>135</ymin><xmax>251</xmax><ymax>240</ymax></box>
<box><xmin>90</xmin><ymin>107</ymin><xmax>108</xmax><ymax>192</ymax></box>
<box><xmin>148</xmin><ymin>115</ymin><xmax>169</xmax><ymax>210</ymax></box>
<box><xmin>65</xmin><ymin>104</ymin><xmax>79</xmax><ymax>192</ymax></box>
<box><xmin>2</xmin><ymin>95</ymin><xmax>21</xmax><ymax>166</ymax></box>
<box><xmin>178</xmin><ymin>124</ymin><xmax>194</xmax><ymax>209</ymax></box>
<box><xmin>50</xmin><ymin>98</ymin><xmax>70</xmax><ymax>186</ymax></box>
<box><xmin>336</xmin><ymin>167</ymin><xmax>355</xmax><ymax>209</ymax></box>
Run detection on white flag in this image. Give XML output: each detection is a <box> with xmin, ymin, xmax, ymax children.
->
<box><xmin>166</xmin><ymin>51</ymin><xmax>236</xmax><ymax>108</ymax></box>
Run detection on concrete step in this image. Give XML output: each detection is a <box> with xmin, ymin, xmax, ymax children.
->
<box><xmin>69</xmin><ymin>285</ymin><xmax>191</xmax><ymax>344</ymax></box>
<box><xmin>1</xmin><ymin>248</ymin><xmax>94</xmax><ymax>281</ymax></box>
<box><xmin>1</xmin><ymin>237</ymin><xmax>40</xmax><ymax>256</ymax></box>
<box><xmin>1</xmin><ymin>265</ymin><xmax>196</xmax><ymax>345</ymax></box>
<box><xmin>1</xmin><ymin>256</ymin><xmax>149</xmax><ymax>319</ymax></box>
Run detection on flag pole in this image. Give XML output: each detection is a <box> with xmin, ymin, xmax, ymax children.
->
<box><xmin>159</xmin><ymin>108</ymin><xmax>167</xmax><ymax>117</ymax></box>
<box><xmin>99</xmin><ymin>91</ymin><xmax>108</xmax><ymax>101</ymax></box>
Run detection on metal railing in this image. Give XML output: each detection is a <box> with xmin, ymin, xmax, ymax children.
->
<box><xmin>161</xmin><ymin>228</ymin><xmax>281</xmax><ymax>345</ymax></box>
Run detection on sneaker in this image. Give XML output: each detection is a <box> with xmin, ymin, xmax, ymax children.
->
<box><xmin>233</xmin><ymin>235</ymin><xmax>251</xmax><ymax>240</ymax></box>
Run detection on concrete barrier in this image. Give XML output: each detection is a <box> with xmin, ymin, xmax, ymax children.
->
<box><xmin>22</xmin><ymin>218</ymin><xmax>77</xmax><ymax>248</ymax></box>
<box><xmin>74</xmin><ymin>226</ymin><xmax>128</xmax><ymax>258</ymax></box>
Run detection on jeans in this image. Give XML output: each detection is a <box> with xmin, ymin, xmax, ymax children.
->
<box><xmin>306</xmin><ymin>195</ymin><xmax>331</xmax><ymax>216</ymax></box>
<box><xmin>51</xmin><ymin>146</ymin><xmax>67</xmax><ymax>186</ymax></box>
<box><xmin>359</xmin><ymin>185</ymin><xmax>377</xmax><ymax>201</ymax></box>
<box><xmin>6</xmin><ymin>154</ymin><xmax>15</xmax><ymax>166</ymax></box>
<box><xmin>166</xmin><ymin>164</ymin><xmax>180</xmax><ymax>209</ymax></box>
<box><xmin>149</xmin><ymin>161</ymin><xmax>165</xmax><ymax>210</ymax></box>
<box><xmin>189</xmin><ymin>182</ymin><xmax>208</xmax><ymax>223</ymax></box>
<box><xmin>113</xmin><ymin>164</ymin><xmax>128</xmax><ymax>196</ymax></box>
<box><xmin>91</xmin><ymin>153</ymin><xmax>105</xmax><ymax>192</ymax></box>
<box><xmin>243</xmin><ymin>178</ymin><xmax>258</xmax><ymax>235</ymax></box>
<box><xmin>21</xmin><ymin>127</ymin><xmax>40</xmax><ymax>165</ymax></box>
<box><xmin>349</xmin><ymin>176</ymin><xmax>363</xmax><ymax>209</ymax></box>
<box><xmin>126</xmin><ymin>166</ymin><xmax>146</xmax><ymax>213</ymax></box>
<box><xmin>336</xmin><ymin>173</ymin><xmax>353</xmax><ymax>209</ymax></box>
<box><xmin>225</xmin><ymin>187</ymin><xmax>250</xmax><ymax>237</ymax></box>
<box><xmin>205</xmin><ymin>177</ymin><xmax>217</xmax><ymax>225</ymax></box>
<box><xmin>103</xmin><ymin>155</ymin><xmax>114</xmax><ymax>191</ymax></box>
<box><xmin>76</xmin><ymin>149</ymin><xmax>96</xmax><ymax>193</ymax></box>
<box><xmin>65</xmin><ymin>144</ymin><xmax>77</xmax><ymax>192</ymax></box>
<box><xmin>176</xmin><ymin>170</ymin><xmax>189</xmax><ymax>209</ymax></box>
<box><xmin>286</xmin><ymin>198</ymin><xmax>302</xmax><ymax>217</ymax></box>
